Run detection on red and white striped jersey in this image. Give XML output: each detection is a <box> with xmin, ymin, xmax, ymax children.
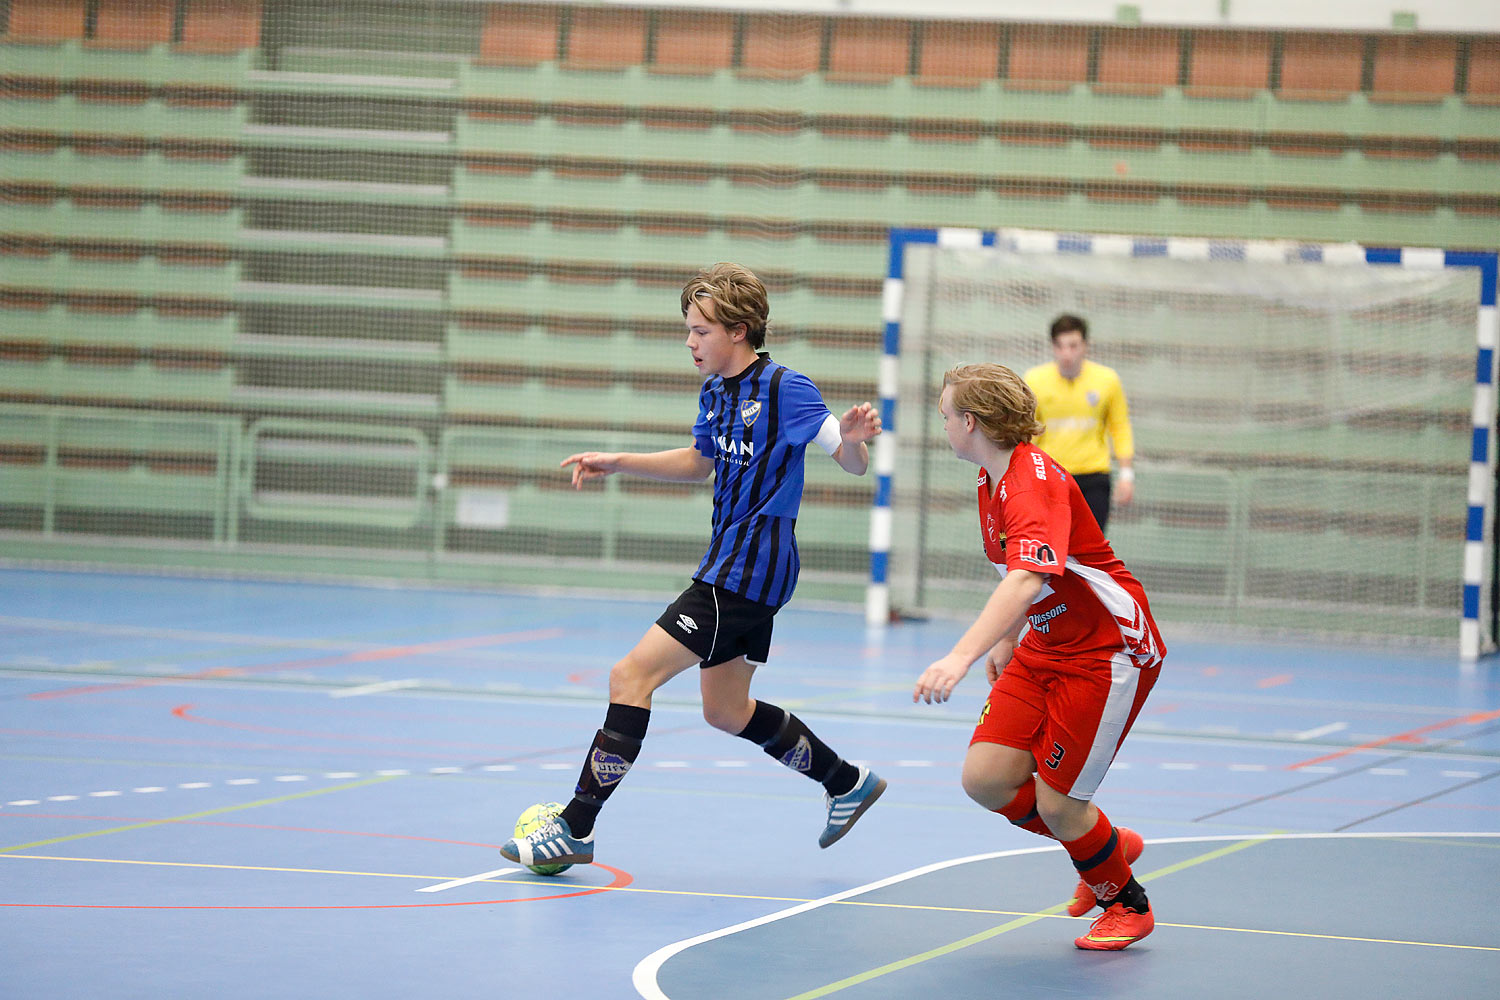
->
<box><xmin>977</xmin><ymin>443</ymin><xmax>1164</xmax><ymax>667</ymax></box>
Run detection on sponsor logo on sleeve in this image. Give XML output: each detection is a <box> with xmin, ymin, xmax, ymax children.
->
<box><xmin>1015</xmin><ymin>538</ymin><xmax>1058</xmax><ymax>568</ymax></box>
<box><xmin>1031</xmin><ymin>453</ymin><xmax>1047</xmax><ymax>480</ymax></box>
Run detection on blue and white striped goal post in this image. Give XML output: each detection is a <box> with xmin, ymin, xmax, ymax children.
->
<box><xmin>866</xmin><ymin>227</ymin><xmax>1498</xmax><ymax>662</ymax></box>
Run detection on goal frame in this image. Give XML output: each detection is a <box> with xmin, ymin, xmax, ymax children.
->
<box><xmin>866</xmin><ymin>227</ymin><xmax>1499</xmax><ymax>661</ymax></box>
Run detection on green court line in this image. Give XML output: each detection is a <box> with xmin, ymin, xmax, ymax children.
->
<box><xmin>0</xmin><ymin>776</ymin><xmax>396</xmax><ymax>854</ymax></box>
<box><xmin>782</xmin><ymin>837</ymin><xmax>1270</xmax><ymax>1000</ymax></box>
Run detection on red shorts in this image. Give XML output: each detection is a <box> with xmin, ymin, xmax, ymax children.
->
<box><xmin>970</xmin><ymin>646</ymin><xmax>1159</xmax><ymax>801</ymax></box>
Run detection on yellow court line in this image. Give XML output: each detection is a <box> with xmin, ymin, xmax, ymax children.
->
<box><xmin>782</xmin><ymin>837</ymin><xmax>1272</xmax><ymax>1000</ymax></box>
<box><xmin>1134</xmin><ymin>835</ymin><xmax>1267</xmax><ymax>884</ymax></box>
<box><xmin>2</xmin><ymin>853</ymin><xmax>449</xmax><ymax>882</ymax></box>
<box><xmin>782</xmin><ymin>901</ymin><xmax>1074</xmax><ymax>1000</ymax></box>
<box><xmin>7</xmin><ymin>851</ymin><xmax>1499</xmax><ymax>958</ymax></box>
<box><xmin>0</xmin><ymin>775</ymin><xmax>396</xmax><ymax>854</ymax></box>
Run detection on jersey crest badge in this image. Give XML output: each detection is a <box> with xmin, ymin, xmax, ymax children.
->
<box><xmin>1087</xmin><ymin>391</ymin><xmax>1099</xmax><ymax>407</ymax></box>
<box><xmin>589</xmin><ymin>748</ymin><xmax>631</xmax><ymax>787</ymax></box>
<box><xmin>740</xmin><ymin>400</ymin><xmax>762</xmax><ymax>427</ymax></box>
<box><xmin>778</xmin><ymin>735</ymin><xmax>813</xmax><ymax>773</ymax></box>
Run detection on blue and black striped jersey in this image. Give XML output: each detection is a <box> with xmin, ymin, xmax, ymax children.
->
<box><xmin>691</xmin><ymin>355</ymin><xmax>840</xmax><ymax>607</ymax></box>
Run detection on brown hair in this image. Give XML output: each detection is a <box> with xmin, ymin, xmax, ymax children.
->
<box><xmin>943</xmin><ymin>363</ymin><xmax>1044</xmax><ymax>448</ymax></box>
<box><xmin>681</xmin><ymin>263</ymin><xmax>769</xmax><ymax>350</ymax></box>
<box><xmin>1049</xmin><ymin>313</ymin><xmax>1088</xmax><ymax>341</ymax></box>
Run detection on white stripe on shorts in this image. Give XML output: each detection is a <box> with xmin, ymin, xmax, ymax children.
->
<box><xmin>1068</xmin><ymin>651</ymin><xmax>1141</xmax><ymax>801</ymax></box>
<box><xmin>707</xmin><ymin>586</ymin><xmax>722</xmax><ymax>664</ymax></box>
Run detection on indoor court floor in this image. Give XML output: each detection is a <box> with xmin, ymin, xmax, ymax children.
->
<box><xmin>1</xmin><ymin>567</ymin><xmax>1497</xmax><ymax>999</ymax></box>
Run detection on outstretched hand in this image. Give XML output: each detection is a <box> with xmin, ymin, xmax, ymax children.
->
<box><xmin>839</xmin><ymin>402</ymin><xmax>882</xmax><ymax>445</ymax></box>
<box><xmin>560</xmin><ymin>452</ymin><xmax>622</xmax><ymax>490</ymax></box>
<box><xmin>913</xmin><ymin>652</ymin><xmax>971</xmax><ymax>705</ymax></box>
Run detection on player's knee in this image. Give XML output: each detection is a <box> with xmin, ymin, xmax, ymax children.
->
<box><xmin>960</xmin><ymin>758</ymin><xmax>1019</xmax><ymax>810</ymax></box>
<box><xmin>701</xmin><ymin>698</ymin><xmax>752</xmax><ymax>734</ymax></box>
<box><xmin>608</xmin><ymin>657</ymin><xmax>655</xmax><ymax>705</ymax></box>
<box><xmin>1034</xmin><ymin>788</ymin><xmax>1091</xmax><ymax>838</ymax></box>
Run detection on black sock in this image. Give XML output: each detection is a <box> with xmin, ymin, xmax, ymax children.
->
<box><xmin>735</xmin><ymin>700</ymin><xmax>860</xmax><ymax>796</ymax></box>
<box><xmin>1100</xmin><ymin>877</ymin><xmax>1150</xmax><ymax>913</ymax></box>
<box><xmin>558</xmin><ymin>702</ymin><xmax>650</xmax><ymax>839</ymax></box>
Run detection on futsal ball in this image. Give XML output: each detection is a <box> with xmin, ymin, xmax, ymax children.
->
<box><xmin>513</xmin><ymin>801</ymin><xmax>572</xmax><ymax>876</ymax></box>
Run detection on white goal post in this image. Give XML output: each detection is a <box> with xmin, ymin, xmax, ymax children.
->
<box><xmin>867</xmin><ymin>227</ymin><xmax>1498</xmax><ymax>661</ymax></box>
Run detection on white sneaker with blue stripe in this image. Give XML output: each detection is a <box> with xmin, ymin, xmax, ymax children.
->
<box><xmin>500</xmin><ymin>814</ymin><xmax>595</xmax><ymax>867</ymax></box>
<box><xmin>818</xmin><ymin>766</ymin><xmax>886</xmax><ymax>848</ymax></box>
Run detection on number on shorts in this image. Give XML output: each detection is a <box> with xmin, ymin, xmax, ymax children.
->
<box><xmin>1043</xmin><ymin>742</ymin><xmax>1066</xmax><ymax>770</ymax></box>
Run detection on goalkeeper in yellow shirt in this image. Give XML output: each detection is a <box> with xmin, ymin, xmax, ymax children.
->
<box><xmin>1023</xmin><ymin>315</ymin><xmax>1134</xmax><ymax>532</ymax></box>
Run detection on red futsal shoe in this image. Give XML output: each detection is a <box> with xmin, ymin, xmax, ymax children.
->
<box><xmin>1066</xmin><ymin>826</ymin><xmax>1144</xmax><ymax>917</ymax></box>
<box><xmin>1074</xmin><ymin>902</ymin><xmax>1155</xmax><ymax>951</ymax></box>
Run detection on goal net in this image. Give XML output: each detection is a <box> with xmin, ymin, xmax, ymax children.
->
<box><xmin>884</xmin><ymin>232</ymin><xmax>1489</xmax><ymax>652</ymax></box>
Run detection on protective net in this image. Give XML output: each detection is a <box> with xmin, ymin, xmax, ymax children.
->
<box><xmin>1</xmin><ymin>3</ymin><xmax>1494</xmax><ymax>605</ymax></box>
<box><xmin>889</xmin><ymin>239</ymin><xmax>1483</xmax><ymax>646</ymax></box>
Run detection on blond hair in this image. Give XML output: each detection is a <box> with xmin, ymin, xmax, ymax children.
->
<box><xmin>681</xmin><ymin>263</ymin><xmax>769</xmax><ymax>349</ymax></box>
<box><xmin>943</xmin><ymin>363</ymin><xmax>1044</xmax><ymax>448</ymax></box>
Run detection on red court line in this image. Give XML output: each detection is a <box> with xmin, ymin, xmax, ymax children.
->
<box><xmin>0</xmin><ymin>812</ymin><xmax>633</xmax><ymax>908</ymax></box>
<box><xmin>0</xmin><ymin>864</ymin><xmax>632</xmax><ymax>910</ymax></box>
<box><xmin>1287</xmin><ymin>707</ymin><xmax>1500</xmax><ymax>770</ymax></box>
<box><xmin>168</xmin><ymin>703</ymin><xmax>530</xmax><ymax>754</ymax></box>
<box><xmin>25</xmin><ymin>627</ymin><xmax>566</xmax><ymax>701</ymax></box>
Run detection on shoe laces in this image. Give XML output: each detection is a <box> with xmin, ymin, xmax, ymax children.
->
<box><xmin>529</xmin><ymin>818</ymin><xmax>565</xmax><ymax>843</ymax></box>
<box><xmin>1090</xmin><ymin>903</ymin><xmax>1138</xmax><ymax>934</ymax></box>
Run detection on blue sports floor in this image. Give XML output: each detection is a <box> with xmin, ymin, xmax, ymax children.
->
<box><xmin>2</xmin><ymin>568</ymin><xmax>1497</xmax><ymax>999</ymax></box>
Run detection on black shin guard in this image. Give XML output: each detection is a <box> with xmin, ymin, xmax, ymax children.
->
<box><xmin>736</xmin><ymin>700</ymin><xmax>859</xmax><ymax>796</ymax></box>
<box><xmin>559</xmin><ymin>703</ymin><xmax>650</xmax><ymax>838</ymax></box>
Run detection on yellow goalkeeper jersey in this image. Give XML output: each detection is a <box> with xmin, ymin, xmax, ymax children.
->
<box><xmin>1023</xmin><ymin>360</ymin><xmax>1134</xmax><ymax>476</ymax></box>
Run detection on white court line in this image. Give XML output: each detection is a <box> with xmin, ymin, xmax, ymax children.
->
<box><xmin>331</xmin><ymin>679</ymin><xmax>422</xmax><ymax>698</ymax></box>
<box><xmin>415</xmin><ymin>867</ymin><xmax>520</xmax><ymax>893</ymax></box>
<box><xmin>631</xmin><ymin>832</ymin><xmax>1500</xmax><ymax>1000</ymax></box>
<box><xmin>1294</xmin><ymin>722</ymin><xmax>1349</xmax><ymax>741</ymax></box>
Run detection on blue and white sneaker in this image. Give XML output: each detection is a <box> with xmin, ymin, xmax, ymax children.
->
<box><xmin>819</xmin><ymin>766</ymin><xmax>887</xmax><ymax>848</ymax></box>
<box><xmin>500</xmin><ymin>814</ymin><xmax>595</xmax><ymax>867</ymax></box>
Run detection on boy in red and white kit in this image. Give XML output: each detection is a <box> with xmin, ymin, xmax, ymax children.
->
<box><xmin>913</xmin><ymin>363</ymin><xmax>1165</xmax><ymax>951</ymax></box>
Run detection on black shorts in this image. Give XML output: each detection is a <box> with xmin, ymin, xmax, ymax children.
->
<box><xmin>1074</xmin><ymin>472</ymin><xmax>1112</xmax><ymax>533</ymax></box>
<box><xmin>656</xmin><ymin>579</ymin><xmax>778</xmax><ymax>668</ymax></box>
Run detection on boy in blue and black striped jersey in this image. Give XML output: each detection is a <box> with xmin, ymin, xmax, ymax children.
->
<box><xmin>501</xmin><ymin>263</ymin><xmax>887</xmax><ymax>871</ymax></box>
<box><xmin>692</xmin><ymin>351</ymin><xmax>839</xmax><ymax>607</ymax></box>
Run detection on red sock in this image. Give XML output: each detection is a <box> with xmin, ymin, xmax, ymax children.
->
<box><xmin>995</xmin><ymin>781</ymin><xmax>1055</xmax><ymax>839</ymax></box>
<box><xmin>1062</xmin><ymin>810</ymin><xmax>1133</xmax><ymax>904</ymax></box>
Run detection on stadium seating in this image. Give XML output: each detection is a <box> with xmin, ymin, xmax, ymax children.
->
<box><xmin>91</xmin><ymin>0</ymin><xmax>173</xmax><ymax>49</ymax></box>
<box><xmin>3</xmin><ymin>0</ymin><xmax>85</xmax><ymax>42</ymax></box>
<box><xmin>0</xmin><ymin>402</ymin><xmax>238</xmax><ymax>539</ymax></box>
<box><xmin>650</xmin><ymin>10</ymin><xmax>735</xmax><ymax>76</ymax></box>
<box><xmin>913</xmin><ymin>21</ymin><xmax>1001</xmax><ymax>88</ymax></box>
<box><xmin>1184</xmin><ymin>30</ymin><xmax>1273</xmax><ymax>98</ymax></box>
<box><xmin>0</xmin><ymin>2</ymin><xmax>1489</xmax><ymax>593</ymax></box>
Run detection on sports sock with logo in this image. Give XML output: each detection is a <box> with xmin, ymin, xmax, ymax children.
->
<box><xmin>1062</xmin><ymin>809</ymin><xmax>1147</xmax><ymax>911</ymax></box>
<box><xmin>558</xmin><ymin>702</ymin><xmax>650</xmax><ymax>839</ymax></box>
<box><xmin>995</xmin><ymin>779</ymin><xmax>1056</xmax><ymax>838</ymax></box>
<box><xmin>736</xmin><ymin>700</ymin><xmax>860</xmax><ymax>796</ymax></box>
